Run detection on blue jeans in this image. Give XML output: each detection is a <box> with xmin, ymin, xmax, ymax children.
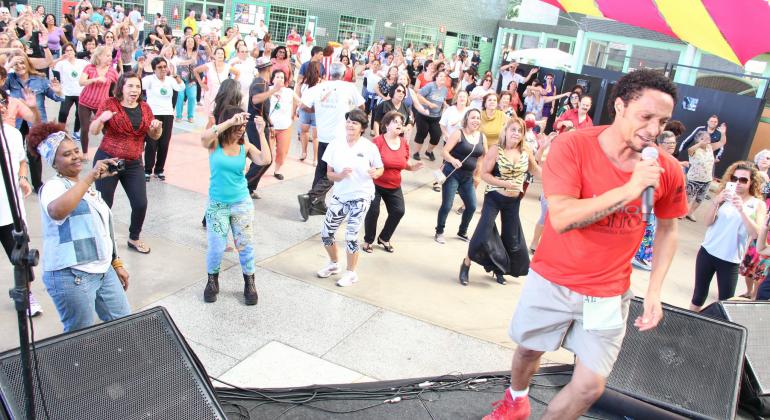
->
<box><xmin>175</xmin><ymin>81</ymin><xmax>197</xmax><ymax>119</ymax></box>
<box><xmin>205</xmin><ymin>198</ymin><xmax>255</xmax><ymax>275</ymax></box>
<box><xmin>42</xmin><ymin>266</ymin><xmax>131</xmax><ymax>333</ymax></box>
<box><xmin>436</xmin><ymin>169</ymin><xmax>477</xmax><ymax>235</ymax></box>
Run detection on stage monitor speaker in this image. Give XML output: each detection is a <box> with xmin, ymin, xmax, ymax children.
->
<box><xmin>702</xmin><ymin>300</ymin><xmax>770</xmax><ymax>416</ymax></box>
<box><xmin>0</xmin><ymin>307</ymin><xmax>226</xmax><ymax>420</ymax></box>
<box><xmin>607</xmin><ymin>297</ymin><xmax>746</xmax><ymax>420</ymax></box>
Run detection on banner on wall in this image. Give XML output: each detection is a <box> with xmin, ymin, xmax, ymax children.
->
<box><xmin>147</xmin><ymin>0</ymin><xmax>164</xmax><ymax>16</ymax></box>
<box><xmin>232</xmin><ymin>1</ymin><xmax>266</xmax><ymax>34</ymax></box>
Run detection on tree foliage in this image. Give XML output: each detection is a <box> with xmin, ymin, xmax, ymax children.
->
<box><xmin>507</xmin><ymin>0</ymin><xmax>522</xmax><ymax>20</ymax></box>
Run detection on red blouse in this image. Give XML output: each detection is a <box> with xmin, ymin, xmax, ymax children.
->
<box><xmin>79</xmin><ymin>64</ymin><xmax>119</xmax><ymax>110</ymax></box>
<box><xmin>373</xmin><ymin>135</ymin><xmax>410</xmax><ymax>189</ymax></box>
<box><xmin>95</xmin><ymin>97</ymin><xmax>155</xmax><ymax>161</ymax></box>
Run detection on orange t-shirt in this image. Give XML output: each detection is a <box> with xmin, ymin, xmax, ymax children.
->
<box><xmin>531</xmin><ymin>126</ymin><xmax>687</xmax><ymax>297</ymax></box>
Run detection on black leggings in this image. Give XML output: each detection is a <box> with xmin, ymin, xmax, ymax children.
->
<box><xmin>57</xmin><ymin>95</ymin><xmax>81</xmax><ymax>133</ymax></box>
<box><xmin>144</xmin><ymin>115</ymin><xmax>174</xmax><ymax>175</ymax></box>
<box><xmin>363</xmin><ymin>185</ymin><xmax>405</xmax><ymax>244</ymax></box>
<box><xmin>93</xmin><ymin>149</ymin><xmax>148</xmax><ymax>241</ymax></box>
<box><xmin>691</xmin><ymin>246</ymin><xmax>739</xmax><ymax>307</ymax></box>
<box><xmin>414</xmin><ymin>111</ymin><xmax>442</xmax><ymax>146</ymax></box>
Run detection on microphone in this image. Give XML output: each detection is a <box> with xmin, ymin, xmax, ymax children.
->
<box><xmin>641</xmin><ymin>146</ymin><xmax>658</xmax><ymax>223</ymax></box>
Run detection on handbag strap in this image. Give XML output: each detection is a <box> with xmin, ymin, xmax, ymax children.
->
<box><xmin>444</xmin><ymin>131</ymin><xmax>482</xmax><ymax>179</ymax></box>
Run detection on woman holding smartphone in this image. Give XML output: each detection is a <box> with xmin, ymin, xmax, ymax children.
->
<box><xmin>689</xmin><ymin>161</ymin><xmax>767</xmax><ymax>311</ymax></box>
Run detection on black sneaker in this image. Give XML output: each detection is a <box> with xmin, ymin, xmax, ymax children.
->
<box><xmin>425</xmin><ymin>151</ymin><xmax>436</xmax><ymax>161</ymax></box>
<box><xmin>457</xmin><ymin>232</ymin><xmax>470</xmax><ymax>242</ymax></box>
<box><xmin>298</xmin><ymin>194</ymin><xmax>311</xmax><ymax>221</ymax></box>
<box><xmin>155</xmin><ymin>172</ymin><xmax>166</xmax><ymax>181</ymax></box>
<box><xmin>412</xmin><ymin>152</ymin><xmax>421</xmax><ymax>161</ymax></box>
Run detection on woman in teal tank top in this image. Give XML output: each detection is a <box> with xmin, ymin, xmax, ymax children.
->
<box><xmin>200</xmin><ymin>106</ymin><xmax>271</xmax><ymax>306</ymax></box>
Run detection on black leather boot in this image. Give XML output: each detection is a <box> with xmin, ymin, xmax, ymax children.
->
<box><xmin>495</xmin><ymin>272</ymin><xmax>507</xmax><ymax>285</ymax></box>
<box><xmin>243</xmin><ymin>273</ymin><xmax>258</xmax><ymax>306</ymax></box>
<box><xmin>459</xmin><ymin>261</ymin><xmax>470</xmax><ymax>286</ymax></box>
<box><xmin>204</xmin><ymin>273</ymin><xmax>219</xmax><ymax>303</ymax></box>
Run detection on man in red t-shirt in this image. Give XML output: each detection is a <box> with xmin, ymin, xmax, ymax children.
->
<box><xmin>555</xmin><ymin>96</ymin><xmax>593</xmax><ymax>133</ymax></box>
<box><xmin>484</xmin><ymin>69</ymin><xmax>688</xmax><ymax>420</ymax></box>
<box><xmin>285</xmin><ymin>28</ymin><xmax>301</xmax><ymax>56</ymax></box>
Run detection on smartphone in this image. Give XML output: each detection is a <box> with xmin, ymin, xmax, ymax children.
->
<box><xmin>724</xmin><ymin>181</ymin><xmax>737</xmax><ymax>199</ymax></box>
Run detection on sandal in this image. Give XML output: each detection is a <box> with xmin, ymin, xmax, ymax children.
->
<box><xmin>432</xmin><ymin>183</ymin><xmax>441</xmax><ymax>192</ymax></box>
<box><xmin>738</xmin><ymin>293</ymin><xmax>752</xmax><ymax>299</ymax></box>
<box><xmin>377</xmin><ymin>238</ymin><xmax>394</xmax><ymax>253</ymax></box>
<box><xmin>127</xmin><ymin>240</ymin><xmax>151</xmax><ymax>254</ymax></box>
<box><xmin>300</xmin><ymin>153</ymin><xmax>307</xmax><ymax>161</ymax></box>
<box><xmin>362</xmin><ymin>243</ymin><xmax>373</xmax><ymax>253</ymax></box>
<box><xmin>685</xmin><ymin>215</ymin><xmax>697</xmax><ymax>222</ymax></box>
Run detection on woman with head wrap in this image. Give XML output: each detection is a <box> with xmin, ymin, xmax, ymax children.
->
<box><xmin>27</xmin><ymin>122</ymin><xmax>131</xmax><ymax>332</ymax></box>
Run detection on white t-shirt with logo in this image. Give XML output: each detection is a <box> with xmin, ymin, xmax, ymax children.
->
<box><xmin>54</xmin><ymin>59</ymin><xmax>88</xmax><ymax>97</ymax></box>
<box><xmin>322</xmin><ymin>137</ymin><xmax>383</xmax><ymax>202</ymax></box>
<box><xmin>269</xmin><ymin>87</ymin><xmax>295</xmax><ymax>130</ymax></box>
<box><xmin>142</xmin><ymin>74</ymin><xmax>183</xmax><ymax>116</ymax></box>
<box><xmin>301</xmin><ymin>80</ymin><xmax>365</xmax><ymax>143</ymax></box>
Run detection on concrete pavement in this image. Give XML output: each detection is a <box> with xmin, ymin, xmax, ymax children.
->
<box><xmin>1</xmin><ymin>101</ymin><xmax>728</xmax><ymax>390</ymax></box>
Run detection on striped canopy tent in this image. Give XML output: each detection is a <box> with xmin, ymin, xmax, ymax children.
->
<box><xmin>538</xmin><ymin>0</ymin><xmax>770</xmax><ymax>65</ymax></box>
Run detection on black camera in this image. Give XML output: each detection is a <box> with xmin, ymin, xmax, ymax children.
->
<box><xmin>107</xmin><ymin>159</ymin><xmax>125</xmax><ymax>174</ymax></box>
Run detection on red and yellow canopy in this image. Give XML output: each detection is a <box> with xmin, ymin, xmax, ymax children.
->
<box><xmin>539</xmin><ymin>0</ymin><xmax>770</xmax><ymax>65</ymax></box>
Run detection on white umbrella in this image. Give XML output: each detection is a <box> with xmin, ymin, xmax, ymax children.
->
<box><xmin>510</xmin><ymin>48</ymin><xmax>574</xmax><ymax>71</ymax></box>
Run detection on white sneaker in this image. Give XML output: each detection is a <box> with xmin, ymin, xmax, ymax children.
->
<box><xmin>317</xmin><ymin>261</ymin><xmax>341</xmax><ymax>278</ymax></box>
<box><xmin>29</xmin><ymin>293</ymin><xmax>42</xmax><ymax>317</ymax></box>
<box><xmin>336</xmin><ymin>271</ymin><xmax>358</xmax><ymax>287</ymax></box>
<box><xmin>435</xmin><ymin>233</ymin><xmax>446</xmax><ymax>244</ymax></box>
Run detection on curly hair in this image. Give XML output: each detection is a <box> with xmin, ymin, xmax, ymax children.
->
<box><xmin>26</xmin><ymin>122</ymin><xmax>67</xmax><ymax>157</ymax></box>
<box><xmin>608</xmin><ymin>69</ymin><xmax>678</xmax><ymax>119</ymax></box>
<box><xmin>719</xmin><ymin>161</ymin><xmax>764</xmax><ymax>199</ymax></box>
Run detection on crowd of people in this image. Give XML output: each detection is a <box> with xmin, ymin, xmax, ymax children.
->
<box><xmin>1</xmin><ymin>4</ymin><xmax>769</xmax><ymax>418</ymax></box>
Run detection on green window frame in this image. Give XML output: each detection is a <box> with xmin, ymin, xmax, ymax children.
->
<box><xmin>456</xmin><ymin>33</ymin><xmax>481</xmax><ymax>50</ymax></box>
<box><xmin>268</xmin><ymin>5</ymin><xmax>307</xmax><ymax>45</ymax></box>
<box><xmin>338</xmin><ymin>15</ymin><xmax>375</xmax><ymax>49</ymax></box>
<box><xmin>402</xmin><ymin>24</ymin><xmax>436</xmax><ymax>49</ymax></box>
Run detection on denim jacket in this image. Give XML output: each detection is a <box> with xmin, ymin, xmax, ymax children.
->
<box><xmin>39</xmin><ymin>179</ymin><xmax>117</xmax><ymax>272</ymax></box>
<box><xmin>5</xmin><ymin>73</ymin><xmax>63</xmax><ymax>127</ymax></box>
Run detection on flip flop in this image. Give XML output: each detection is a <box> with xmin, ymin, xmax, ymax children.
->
<box><xmin>127</xmin><ymin>241</ymin><xmax>151</xmax><ymax>254</ymax></box>
<box><xmin>362</xmin><ymin>243</ymin><xmax>373</xmax><ymax>253</ymax></box>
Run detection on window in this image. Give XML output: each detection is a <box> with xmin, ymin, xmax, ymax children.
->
<box><xmin>268</xmin><ymin>5</ymin><xmax>307</xmax><ymax>44</ymax></box>
<box><xmin>338</xmin><ymin>15</ymin><xmax>375</xmax><ymax>48</ymax></box>
<box><xmin>457</xmin><ymin>33</ymin><xmax>481</xmax><ymax>50</ymax></box>
<box><xmin>558</xmin><ymin>41</ymin><xmax>572</xmax><ymax>53</ymax></box>
<box><xmin>110</xmin><ymin>0</ymin><xmax>144</xmax><ymax>15</ymax></box>
<box><xmin>520</xmin><ymin>35</ymin><xmax>539</xmax><ymax>49</ymax></box>
<box><xmin>402</xmin><ymin>24</ymin><xmax>436</xmax><ymax>49</ymax></box>
<box><xmin>546</xmin><ymin>38</ymin><xmax>557</xmax><ymax>49</ymax></box>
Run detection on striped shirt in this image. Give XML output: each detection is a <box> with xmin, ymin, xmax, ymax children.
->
<box><xmin>79</xmin><ymin>64</ymin><xmax>119</xmax><ymax>110</ymax></box>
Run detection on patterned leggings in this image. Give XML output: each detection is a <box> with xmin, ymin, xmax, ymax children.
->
<box><xmin>205</xmin><ymin>198</ymin><xmax>255</xmax><ymax>275</ymax></box>
<box><xmin>321</xmin><ymin>197</ymin><xmax>371</xmax><ymax>254</ymax></box>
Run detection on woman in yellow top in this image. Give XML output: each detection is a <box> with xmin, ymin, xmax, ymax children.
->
<box><xmin>458</xmin><ymin>117</ymin><xmax>541</xmax><ymax>286</ymax></box>
<box><xmin>479</xmin><ymin>93</ymin><xmax>507</xmax><ymax>150</ymax></box>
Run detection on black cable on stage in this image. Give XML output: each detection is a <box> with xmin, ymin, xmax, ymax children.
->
<box><xmin>28</xmin><ymin>309</ymin><xmax>51</xmax><ymax>420</ymax></box>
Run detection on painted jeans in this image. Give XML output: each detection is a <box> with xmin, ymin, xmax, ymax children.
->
<box><xmin>205</xmin><ymin>198</ymin><xmax>255</xmax><ymax>275</ymax></box>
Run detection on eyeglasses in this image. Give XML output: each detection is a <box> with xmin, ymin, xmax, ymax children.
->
<box><xmin>730</xmin><ymin>175</ymin><xmax>750</xmax><ymax>184</ymax></box>
<box><xmin>394</xmin><ymin>89</ymin><xmax>405</xmax><ymax>94</ymax></box>
<box><xmin>662</xmin><ymin>141</ymin><xmax>677</xmax><ymax>145</ymax></box>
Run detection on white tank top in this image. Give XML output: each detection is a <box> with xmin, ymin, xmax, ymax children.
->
<box><xmin>702</xmin><ymin>197</ymin><xmax>760</xmax><ymax>263</ymax></box>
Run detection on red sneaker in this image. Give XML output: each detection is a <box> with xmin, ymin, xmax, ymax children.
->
<box><xmin>483</xmin><ymin>390</ymin><xmax>531</xmax><ymax>420</ymax></box>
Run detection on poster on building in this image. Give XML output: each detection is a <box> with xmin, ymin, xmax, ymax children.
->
<box><xmin>232</xmin><ymin>1</ymin><xmax>266</xmax><ymax>34</ymax></box>
<box><xmin>147</xmin><ymin>0</ymin><xmax>164</xmax><ymax>16</ymax></box>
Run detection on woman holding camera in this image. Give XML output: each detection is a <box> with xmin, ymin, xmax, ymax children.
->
<box><xmin>90</xmin><ymin>72</ymin><xmax>162</xmax><ymax>255</ymax></box>
<box><xmin>690</xmin><ymin>161</ymin><xmax>767</xmax><ymax>312</ymax></box>
<box><xmin>27</xmin><ymin>122</ymin><xmax>131</xmax><ymax>332</ymax></box>
<box><xmin>200</xmin><ymin>107</ymin><xmax>272</xmax><ymax>305</ymax></box>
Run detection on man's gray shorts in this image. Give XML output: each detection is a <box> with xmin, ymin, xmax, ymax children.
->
<box><xmin>509</xmin><ymin>270</ymin><xmax>633</xmax><ymax>377</ymax></box>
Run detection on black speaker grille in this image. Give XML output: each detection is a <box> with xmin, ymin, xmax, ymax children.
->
<box><xmin>717</xmin><ymin>302</ymin><xmax>770</xmax><ymax>395</ymax></box>
<box><xmin>0</xmin><ymin>307</ymin><xmax>225</xmax><ymax>420</ymax></box>
<box><xmin>607</xmin><ymin>298</ymin><xmax>746</xmax><ymax>420</ymax></box>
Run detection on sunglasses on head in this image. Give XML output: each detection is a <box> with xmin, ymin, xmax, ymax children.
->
<box><xmin>730</xmin><ymin>175</ymin><xmax>750</xmax><ymax>184</ymax></box>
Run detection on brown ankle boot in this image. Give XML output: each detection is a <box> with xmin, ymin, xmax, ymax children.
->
<box><xmin>204</xmin><ymin>273</ymin><xmax>219</xmax><ymax>302</ymax></box>
<box><xmin>243</xmin><ymin>273</ymin><xmax>258</xmax><ymax>306</ymax></box>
